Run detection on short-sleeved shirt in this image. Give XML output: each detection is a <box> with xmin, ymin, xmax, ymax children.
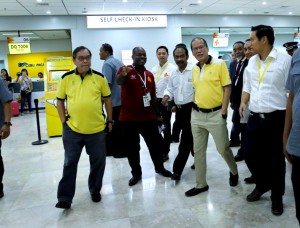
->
<box><xmin>118</xmin><ymin>65</ymin><xmax>157</xmax><ymax>122</ymax></box>
<box><xmin>151</xmin><ymin>62</ymin><xmax>176</xmax><ymax>98</ymax></box>
<box><xmin>243</xmin><ymin>48</ymin><xmax>291</xmax><ymax>113</ymax></box>
<box><xmin>0</xmin><ymin>78</ymin><xmax>12</xmax><ymax>127</ymax></box>
<box><xmin>102</xmin><ymin>55</ymin><xmax>123</xmax><ymax>107</ymax></box>
<box><xmin>286</xmin><ymin>49</ymin><xmax>300</xmax><ymax>156</ymax></box>
<box><xmin>192</xmin><ymin>56</ymin><xmax>231</xmax><ymax>109</ymax></box>
<box><xmin>56</xmin><ymin>68</ymin><xmax>111</xmax><ymax>134</ymax></box>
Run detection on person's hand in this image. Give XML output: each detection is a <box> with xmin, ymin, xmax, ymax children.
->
<box><xmin>0</xmin><ymin>125</ymin><xmax>10</xmax><ymax>140</ymax></box>
<box><xmin>239</xmin><ymin>103</ymin><xmax>245</xmax><ymax>118</ymax></box>
<box><xmin>171</xmin><ymin>106</ymin><xmax>176</xmax><ymax>112</ymax></box>
<box><xmin>161</xmin><ymin>95</ymin><xmax>169</xmax><ymax>106</ymax></box>
<box><xmin>121</xmin><ymin>66</ymin><xmax>133</xmax><ymax>76</ymax></box>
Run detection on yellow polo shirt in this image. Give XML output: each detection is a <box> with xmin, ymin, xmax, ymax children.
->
<box><xmin>192</xmin><ymin>57</ymin><xmax>231</xmax><ymax>108</ymax></box>
<box><xmin>57</xmin><ymin>68</ymin><xmax>111</xmax><ymax>134</ymax></box>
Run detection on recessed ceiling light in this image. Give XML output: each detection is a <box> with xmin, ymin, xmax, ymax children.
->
<box><xmin>262</xmin><ymin>1</ymin><xmax>267</xmax><ymax>5</ymax></box>
<box><xmin>182</xmin><ymin>10</ymin><xmax>186</xmax><ymax>14</ymax></box>
<box><xmin>37</xmin><ymin>0</ymin><xmax>42</xmax><ymax>2</ymax></box>
<box><xmin>46</xmin><ymin>10</ymin><xmax>51</xmax><ymax>14</ymax></box>
<box><xmin>289</xmin><ymin>12</ymin><xmax>293</xmax><ymax>15</ymax></box>
<box><xmin>198</xmin><ymin>0</ymin><xmax>202</xmax><ymax>3</ymax></box>
<box><xmin>123</xmin><ymin>0</ymin><xmax>127</xmax><ymax>2</ymax></box>
<box><xmin>239</xmin><ymin>10</ymin><xmax>243</xmax><ymax>14</ymax></box>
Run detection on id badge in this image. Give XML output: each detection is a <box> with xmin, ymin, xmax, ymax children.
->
<box><xmin>143</xmin><ymin>95</ymin><xmax>150</xmax><ymax>107</ymax></box>
<box><xmin>147</xmin><ymin>92</ymin><xmax>151</xmax><ymax>101</ymax></box>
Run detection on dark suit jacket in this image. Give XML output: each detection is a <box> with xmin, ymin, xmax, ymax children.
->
<box><xmin>229</xmin><ymin>58</ymin><xmax>249</xmax><ymax>109</ymax></box>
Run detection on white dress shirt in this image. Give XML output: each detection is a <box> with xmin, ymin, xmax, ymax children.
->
<box><xmin>243</xmin><ymin>48</ymin><xmax>291</xmax><ymax>113</ymax></box>
<box><xmin>151</xmin><ymin>62</ymin><xmax>176</xmax><ymax>98</ymax></box>
<box><xmin>164</xmin><ymin>63</ymin><xmax>194</xmax><ymax>105</ymax></box>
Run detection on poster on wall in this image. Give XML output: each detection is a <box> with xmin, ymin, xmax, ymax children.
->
<box><xmin>7</xmin><ymin>37</ymin><xmax>31</xmax><ymax>55</ymax></box>
<box><xmin>213</xmin><ymin>33</ymin><xmax>229</xmax><ymax>48</ymax></box>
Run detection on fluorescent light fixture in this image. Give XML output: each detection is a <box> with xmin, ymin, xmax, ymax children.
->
<box><xmin>206</xmin><ymin>28</ymin><xmax>230</xmax><ymax>31</ymax></box>
<box><xmin>2</xmin><ymin>32</ymin><xmax>33</xmax><ymax>36</ymax></box>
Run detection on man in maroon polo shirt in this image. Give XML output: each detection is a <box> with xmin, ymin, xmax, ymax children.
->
<box><xmin>117</xmin><ymin>47</ymin><xmax>172</xmax><ymax>186</ymax></box>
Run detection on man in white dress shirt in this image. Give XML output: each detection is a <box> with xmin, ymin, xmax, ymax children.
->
<box><xmin>239</xmin><ymin>25</ymin><xmax>292</xmax><ymax>216</ymax></box>
<box><xmin>151</xmin><ymin>46</ymin><xmax>176</xmax><ymax>162</ymax></box>
<box><xmin>162</xmin><ymin>44</ymin><xmax>194</xmax><ymax>180</ymax></box>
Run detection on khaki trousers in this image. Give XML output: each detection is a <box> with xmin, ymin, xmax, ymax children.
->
<box><xmin>191</xmin><ymin>109</ymin><xmax>238</xmax><ymax>189</ymax></box>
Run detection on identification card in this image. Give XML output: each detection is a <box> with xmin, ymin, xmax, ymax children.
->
<box><xmin>143</xmin><ymin>95</ymin><xmax>150</xmax><ymax>107</ymax></box>
<box><xmin>147</xmin><ymin>92</ymin><xmax>151</xmax><ymax>101</ymax></box>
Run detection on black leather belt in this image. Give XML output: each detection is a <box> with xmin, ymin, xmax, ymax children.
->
<box><xmin>176</xmin><ymin>102</ymin><xmax>192</xmax><ymax>109</ymax></box>
<box><xmin>193</xmin><ymin>104</ymin><xmax>222</xmax><ymax>113</ymax></box>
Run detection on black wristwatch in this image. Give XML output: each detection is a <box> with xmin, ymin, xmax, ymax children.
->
<box><xmin>107</xmin><ymin>120</ymin><xmax>114</xmax><ymax>125</ymax></box>
<box><xmin>3</xmin><ymin>121</ymin><xmax>12</xmax><ymax>126</ymax></box>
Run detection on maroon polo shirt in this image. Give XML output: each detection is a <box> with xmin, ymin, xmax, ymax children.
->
<box><xmin>118</xmin><ymin>65</ymin><xmax>157</xmax><ymax>122</ymax></box>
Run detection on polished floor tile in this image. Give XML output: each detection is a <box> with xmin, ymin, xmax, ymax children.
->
<box><xmin>0</xmin><ymin>110</ymin><xmax>298</xmax><ymax>227</ymax></box>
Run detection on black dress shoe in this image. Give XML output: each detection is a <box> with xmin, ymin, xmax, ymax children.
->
<box><xmin>55</xmin><ymin>201</ymin><xmax>71</xmax><ymax>209</ymax></box>
<box><xmin>234</xmin><ymin>154</ymin><xmax>244</xmax><ymax>162</ymax></box>
<box><xmin>244</xmin><ymin>176</ymin><xmax>256</xmax><ymax>184</ymax></box>
<box><xmin>162</xmin><ymin>154</ymin><xmax>169</xmax><ymax>162</ymax></box>
<box><xmin>128</xmin><ymin>176</ymin><xmax>141</xmax><ymax>186</ymax></box>
<box><xmin>171</xmin><ymin>173</ymin><xmax>181</xmax><ymax>180</ymax></box>
<box><xmin>91</xmin><ymin>193</ymin><xmax>101</xmax><ymax>202</ymax></box>
<box><xmin>0</xmin><ymin>191</ymin><xmax>3</xmax><ymax>198</ymax></box>
<box><xmin>185</xmin><ymin>186</ymin><xmax>209</xmax><ymax>197</ymax></box>
<box><xmin>191</xmin><ymin>164</ymin><xmax>195</xmax><ymax>170</ymax></box>
<box><xmin>246</xmin><ymin>187</ymin><xmax>269</xmax><ymax>202</ymax></box>
<box><xmin>229</xmin><ymin>140</ymin><xmax>240</xmax><ymax>147</ymax></box>
<box><xmin>156</xmin><ymin>168</ymin><xmax>172</xmax><ymax>177</ymax></box>
<box><xmin>229</xmin><ymin>172</ymin><xmax>239</xmax><ymax>186</ymax></box>
<box><xmin>271</xmin><ymin>199</ymin><xmax>284</xmax><ymax>216</ymax></box>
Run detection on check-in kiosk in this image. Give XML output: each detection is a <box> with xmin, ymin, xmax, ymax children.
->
<box><xmin>44</xmin><ymin>56</ymin><xmax>73</xmax><ymax>137</ymax></box>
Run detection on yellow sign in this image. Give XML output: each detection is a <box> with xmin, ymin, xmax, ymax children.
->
<box><xmin>8</xmin><ymin>51</ymin><xmax>72</xmax><ymax>79</ymax></box>
<box><xmin>8</xmin><ymin>42</ymin><xmax>31</xmax><ymax>54</ymax></box>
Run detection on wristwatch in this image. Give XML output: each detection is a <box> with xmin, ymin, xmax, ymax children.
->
<box><xmin>3</xmin><ymin>121</ymin><xmax>12</xmax><ymax>126</ymax></box>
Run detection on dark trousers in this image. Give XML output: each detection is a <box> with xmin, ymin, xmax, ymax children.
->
<box><xmin>291</xmin><ymin>155</ymin><xmax>300</xmax><ymax>224</ymax></box>
<box><xmin>172</xmin><ymin>112</ymin><xmax>182</xmax><ymax>141</ymax></box>
<box><xmin>0</xmin><ymin>140</ymin><xmax>3</xmax><ymax>194</ymax></box>
<box><xmin>157</xmin><ymin>100</ymin><xmax>172</xmax><ymax>155</ymax></box>
<box><xmin>106</xmin><ymin>106</ymin><xmax>126</xmax><ymax>157</ymax></box>
<box><xmin>122</xmin><ymin>121</ymin><xmax>165</xmax><ymax>178</ymax></box>
<box><xmin>57</xmin><ymin>123</ymin><xmax>106</xmax><ymax>203</ymax></box>
<box><xmin>20</xmin><ymin>92</ymin><xmax>32</xmax><ymax>113</ymax></box>
<box><xmin>173</xmin><ymin>103</ymin><xmax>194</xmax><ymax>175</ymax></box>
<box><xmin>230</xmin><ymin>106</ymin><xmax>242</xmax><ymax>143</ymax></box>
<box><xmin>245</xmin><ymin>110</ymin><xmax>286</xmax><ymax>199</ymax></box>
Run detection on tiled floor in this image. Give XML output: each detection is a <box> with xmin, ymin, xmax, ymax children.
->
<box><xmin>0</xmin><ymin>109</ymin><xmax>298</xmax><ymax>228</ymax></box>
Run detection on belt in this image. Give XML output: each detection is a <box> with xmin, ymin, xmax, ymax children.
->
<box><xmin>193</xmin><ymin>104</ymin><xmax>222</xmax><ymax>113</ymax></box>
<box><xmin>176</xmin><ymin>102</ymin><xmax>192</xmax><ymax>109</ymax></box>
<box><xmin>249</xmin><ymin>110</ymin><xmax>284</xmax><ymax>119</ymax></box>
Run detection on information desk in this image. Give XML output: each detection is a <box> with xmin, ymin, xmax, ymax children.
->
<box><xmin>10</xmin><ymin>81</ymin><xmax>45</xmax><ymax>109</ymax></box>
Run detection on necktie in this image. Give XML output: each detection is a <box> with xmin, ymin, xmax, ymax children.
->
<box><xmin>234</xmin><ymin>61</ymin><xmax>242</xmax><ymax>81</ymax></box>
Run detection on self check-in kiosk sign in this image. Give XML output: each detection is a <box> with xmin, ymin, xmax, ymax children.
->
<box><xmin>87</xmin><ymin>15</ymin><xmax>167</xmax><ymax>28</ymax></box>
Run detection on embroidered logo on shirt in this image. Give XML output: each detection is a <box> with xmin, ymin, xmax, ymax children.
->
<box><xmin>164</xmin><ymin>73</ymin><xmax>169</xmax><ymax>77</ymax></box>
<box><xmin>147</xmin><ymin>76</ymin><xmax>152</xmax><ymax>82</ymax></box>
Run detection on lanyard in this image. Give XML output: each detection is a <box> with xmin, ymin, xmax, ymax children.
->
<box><xmin>156</xmin><ymin>61</ymin><xmax>169</xmax><ymax>82</ymax></box>
<box><xmin>133</xmin><ymin>67</ymin><xmax>147</xmax><ymax>94</ymax></box>
<box><xmin>257</xmin><ymin>57</ymin><xmax>273</xmax><ymax>85</ymax></box>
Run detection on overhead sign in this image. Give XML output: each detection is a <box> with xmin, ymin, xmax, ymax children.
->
<box><xmin>213</xmin><ymin>33</ymin><xmax>229</xmax><ymax>48</ymax></box>
<box><xmin>87</xmin><ymin>15</ymin><xmax>167</xmax><ymax>28</ymax></box>
<box><xmin>7</xmin><ymin>37</ymin><xmax>31</xmax><ymax>54</ymax></box>
<box><xmin>7</xmin><ymin>37</ymin><xmax>30</xmax><ymax>43</ymax></box>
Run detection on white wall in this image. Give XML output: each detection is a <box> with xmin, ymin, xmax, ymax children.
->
<box><xmin>0</xmin><ymin>14</ymin><xmax>299</xmax><ymax>72</ymax></box>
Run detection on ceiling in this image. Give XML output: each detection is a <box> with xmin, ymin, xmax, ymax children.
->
<box><xmin>0</xmin><ymin>0</ymin><xmax>300</xmax><ymax>41</ymax></box>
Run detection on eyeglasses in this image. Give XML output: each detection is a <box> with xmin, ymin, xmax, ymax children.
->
<box><xmin>76</xmin><ymin>56</ymin><xmax>91</xmax><ymax>62</ymax></box>
<box><xmin>192</xmin><ymin>46</ymin><xmax>207</xmax><ymax>51</ymax></box>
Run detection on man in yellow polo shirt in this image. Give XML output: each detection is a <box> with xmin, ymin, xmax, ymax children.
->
<box><xmin>185</xmin><ymin>38</ymin><xmax>238</xmax><ymax>197</ymax></box>
<box><xmin>55</xmin><ymin>46</ymin><xmax>113</xmax><ymax>209</ymax></box>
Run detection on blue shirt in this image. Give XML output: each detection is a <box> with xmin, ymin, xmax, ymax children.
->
<box><xmin>0</xmin><ymin>78</ymin><xmax>12</xmax><ymax>127</ymax></box>
<box><xmin>286</xmin><ymin>49</ymin><xmax>300</xmax><ymax>156</ymax></box>
<box><xmin>102</xmin><ymin>55</ymin><xmax>123</xmax><ymax>107</ymax></box>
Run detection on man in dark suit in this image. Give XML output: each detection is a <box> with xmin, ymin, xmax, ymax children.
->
<box><xmin>229</xmin><ymin>41</ymin><xmax>248</xmax><ymax>161</ymax></box>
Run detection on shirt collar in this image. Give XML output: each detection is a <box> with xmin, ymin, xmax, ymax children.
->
<box><xmin>75</xmin><ymin>68</ymin><xmax>92</xmax><ymax>75</ymax></box>
<box><xmin>196</xmin><ymin>55</ymin><xmax>212</xmax><ymax>69</ymax></box>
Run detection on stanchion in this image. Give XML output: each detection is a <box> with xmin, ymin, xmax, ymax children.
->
<box><xmin>32</xmin><ymin>99</ymin><xmax>48</xmax><ymax>145</ymax></box>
